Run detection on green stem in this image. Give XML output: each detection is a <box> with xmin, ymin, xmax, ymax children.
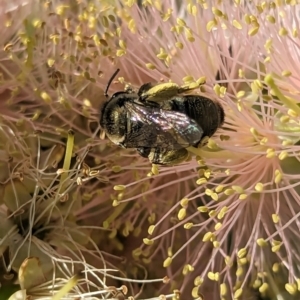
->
<box><xmin>265</xmin><ymin>74</ymin><xmax>300</xmax><ymax>115</ymax></box>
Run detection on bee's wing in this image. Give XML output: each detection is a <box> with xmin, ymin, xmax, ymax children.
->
<box><xmin>124</xmin><ymin>101</ymin><xmax>203</xmax><ymax>149</ymax></box>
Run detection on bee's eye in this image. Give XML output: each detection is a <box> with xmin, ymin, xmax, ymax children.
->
<box><xmin>112</xmin><ymin>91</ymin><xmax>126</xmax><ymax>98</ymax></box>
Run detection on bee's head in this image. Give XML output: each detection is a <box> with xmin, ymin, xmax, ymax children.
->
<box><xmin>100</xmin><ymin>92</ymin><xmax>133</xmax><ymax>145</ymax></box>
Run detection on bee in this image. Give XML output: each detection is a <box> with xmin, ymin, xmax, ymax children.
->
<box><xmin>100</xmin><ymin>69</ymin><xmax>225</xmax><ymax>165</ymax></box>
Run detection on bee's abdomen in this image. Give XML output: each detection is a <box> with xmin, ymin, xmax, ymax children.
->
<box><xmin>170</xmin><ymin>95</ymin><xmax>224</xmax><ymax>140</ymax></box>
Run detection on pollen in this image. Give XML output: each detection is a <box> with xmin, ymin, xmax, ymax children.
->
<box><xmin>279</xmin><ymin>151</ymin><xmax>288</xmax><ymax>160</ymax></box>
<box><xmin>248</xmin><ymin>24</ymin><xmax>260</xmax><ymax>36</ymax></box>
<box><xmin>211</xmin><ymin>193</ymin><xmax>219</xmax><ymax>201</ymax></box>
<box><xmin>272</xmin><ymin>213</ymin><xmax>280</xmax><ymax>223</ymax></box>
<box><xmin>259</xmin><ymin>283</ymin><xmax>269</xmax><ymax>293</ymax></box>
<box><xmin>163</xmin><ymin>257</ymin><xmax>172</xmax><ymax>268</ymax></box>
<box><xmin>185</xmin><ymin>28</ymin><xmax>195</xmax><ymax>42</ymax></box>
<box><xmin>236</xmin><ymin>90</ymin><xmax>245</xmax><ymax>98</ymax></box>
<box><xmin>238</xmin><ymin>258</ymin><xmax>248</xmax><ymax>265</ymax></box>
<box><xmin>266</xmin><ymin>148</ymin><xmax>276</xmax><ymax>158</ymax></box>
<box><xmin>196</xmin><ymin>178</ymin><xmax>207</xmax><ymax>185</ymax></box>
<box><xmin>212</xmin><ymin>7</ymin><xmax>223</xmax><ymax>17</ymax></box>
<box><xmin>237</xmin><ymin>248</ymin><xmax>247</xmax><ymax>258</ymax></box>
<box><xmin>214</xmin><ymin>222</ymin><xmax>222</xmax><ymax>230</ymax></box>
<box><xmin>148</xmin><ymin>225</ymin><xmax>155</xmax><ymax>235</ymax></box>
<box><xmin>207</xmin><ymin>272</ymin><xmax>219</xmax><ymax>281</ymax></box>
<box><xmin>191</xmin><ymin>287</ymin><xmax>199</xmax><ymax>298</ymax></box>
<box><xmin>232</xmin><ymin>20</ymin><xmax>242</xmax><ymax>29</ymax></box>
<box><xmin>206</xmin><ymin>19</ymin><xmax>218</xmax><ymax>32</ymax></box>
<box><xmin>178</xmin><ymin>208</ymin><xmax>187</xmax><ymax>220</ymax></box>
<box><xmin>225</xmin><ymin>256</ymin><xmax>232</xmax><ymax>267</ymax></box>
<box><xmin>236</xmin><ymin>267</ymin><xmax>243</xmax><ymax>277</ymax></box>
<box><xmin>143</xmin><ymin>238</ymin><xmax>154</xmax><ymax>245</ymax></box>
<box><xmin>224</xmin><ymin>188</ymin><xmax>234</xmax><ymax>195</ymax></box>
<box><xmin>293</xmin><ymin>28</ymin><xmax>298</xmax><ymax>37</ymax></box>
<box><xmin>279</xmin><ymin>27</ymin><xmax>288</xmax><ymax>36</ymax></box>
<box><xmin>175</xmin><ymin>42</ymin><xmax>183</xmax><ymax>49</ymax></box>
<box><xmin>112</xmin><ymin>165</ymin><xmax>122</xmax><ymax>173</ymax></box>
<box><xmin>187</xmin><ymin>4</ymin><xmax>197</xmax><ymax>16</ymax></box>
<box><xmin>271</xmin><ymin>243</ymin><xmax>282</xmax><ymax>252</ymax></box>
<box><xmin>209</xmin><ymin>210</ymin><xmax>216</xmax><ymax>217</ymax></box>
<box><xmin>177</xmin><ymin>18</ymin><xmax>186</xmax><ymax>27</ymax></box>
<box><xmin>56</xmin><ymin>5</ymin><xmax>69</xmax><ymax>16</ymax></box>
<box><xmin>161</xmin><ymin>8</ymin><xmax>172</xmax><ymax>21</ymax></box>
<box><xmin>220</xmin><ymin>283</ymin><xmax>227</xmax><ymax>296</ymax></box>
<box><xmin>180</xmin><ymin>198</ymin><xmax>189</xmax><ymax>207</ymax></box>
<box><xmin>285</xmin><ymin>283</ymin><xmax>297</xmax><ymax>295</ymax></box>
<box><xmin>256</xmin><ymin>238</ymin><xmax>267</xmax><ymax>247</ymax></box>
<box><xmin>184</xmin><ymin>222</ymin><xmax>193</xmax><ymax>229</ymax></box>
<box><xmin>213</xmin><ymin>241</ymin><xmax>220</xmax><ymax>248</ymax></box>
<box><xmin>272</xmin><ymin>263</ymin><xmax>280</xmax><ymax>273</ymax></box>
<box><xmin>204</xmin><ymin>169</ymin><xmax>211</xmax><ymax>178</ymax></box>
<box><xmin>157</xmin><ymin>48</ymin><xmax>168</xmax><ymax>60</ymax></box>
<box><xmin>217</xmin><ymin>206</ymin><xmax>228</xmax><ymax>219</ymax></box>
<box><xmin>112</xmin><ymin>200</ymin><xmax>119</xmax><ymax>206</ymax></box>
<box><xmin>40</xmin><ymin>91</ymin><xmax>52</xmax><ymax>103</ymax></box>
<box><xmin>239</xmin><ymin>194</ymin><xmax>248</xmax><ymax>200</ymax></box>
<box><xmin>279</xmin><ymin>115</ymin><xmax>290</xmax><ymax>123</ymax></box>
<box><xmin>215</xmin><ymin>185</ymin><xmax>224</xmax><ymax>193</ymax></box>
<box><xmin>205</xmin><ymin>188</ymin><xmax>213</xmax><ymax>196</ymax></box>
<box><xmin>234</xmin><ymin>288</ymin><xmax>243</xmax><ymax>298</ymax></box>
<box><xmin>113</xmin><ymin>185</ymin><xmax>126</xmax><ymax>191</ymax></box>
<box><xmin>282</xmin><ymin>70</ymin><xmax>292</xmax><ymax>77</ymax></box>
<box><xmin>182</xmin><ymin>264</ymin><xmax>194</xmax><ymax>275</ymax></box>
<box><xmin>202</xmin><ymin>231</ymin><xmax>214</xmax><ymax>242</ymax></box>
<box><xmin>151</xmin><ymin>164</ymin><xmax>159</xmax><ymax>175</ymax></box>
<box><xmin>183</xmin><ymin>75</ymin><xmax>195</xmax><ymax>84</ymax></box>
<box><xmin>197</xmin><ymin>206</ymin><xmax>209</xmax><ymax>213</ymax></box>
<box><xmin>232</xmin><ymin>185</ymin><xmax>244</xmax><ymax>193</ymax></box>
<box><xmin>238</xmin><ymin>69</ymin><xmax>245</xmax><ymax>77</ymax></box>
<box><xmin>254</xmin><ymin>182</ymin><xmax>264</xmax><ymax>192</ymax></box>
<box><xmin>126</xmin><ymin>18</ymin><xmax>135</xmax><ymax>33</ymax></box>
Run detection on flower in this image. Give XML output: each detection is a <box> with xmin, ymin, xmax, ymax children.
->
<box><xmin>87</xmin><ymin>1</ymin><xmax>300</xmax><ymax>299</ymax></box>
<box><xmin>3</xmin><ymin>0</ymin><xmax>300</xmax><ymax>299</ymax></box>
<box><xmin>0</xmin><ymin>0</ymin><xmax>138</xmax><ymax>298</ymax></box>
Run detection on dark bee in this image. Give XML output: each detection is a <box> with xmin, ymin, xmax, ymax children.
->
<box><xmin>100</xmin><ymin>69</ymin><xmax>225</xmax><ymax>165</ymax></box>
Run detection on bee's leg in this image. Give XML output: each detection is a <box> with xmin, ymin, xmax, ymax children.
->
<box><xmin>124</xmin><ymin>84</ymin><xmax>134</xmax><ymax>93</ymax></box>
<box><xmin>137</xmin><ymin>83</ymin><xmax>156</xmax><ymax>101</ymax></box>
<box><xmin>197</xmin><ymin>136</ymin><xmax>210</xmax><ymax>148</ymax></box>
<box><xmin>148</xmin><ymin>148</ymin><xmax>189</xmax><ymax>165</ymax></box>
<box><xmin>136</xmin><ymin>147</ymin><xmax>151</xmax><ymax>158</ymax></box>
<box><xmin>139</xmin><ymin>82</ymin><xmax>199</xmax><ymax>103</ymax></box>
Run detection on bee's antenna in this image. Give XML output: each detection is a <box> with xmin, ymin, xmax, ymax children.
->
<box><xmin>104</xmin><ymin>69</ymin><xmax>120</xmax><ymax>98</ymax></box>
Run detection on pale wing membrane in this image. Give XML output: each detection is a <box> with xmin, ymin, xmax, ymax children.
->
<box><xmin>124</xmin><ymin>101</ymin><xmax>203</xmax><ymax>150</ymax></box>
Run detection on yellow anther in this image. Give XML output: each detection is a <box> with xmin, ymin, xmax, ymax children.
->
<box><xmin>234</xmin><ymin>288</ymin><xmax>243</xmax><ymax>298</ymax></box>
<box><xmin>163</xmin><ymin>257</ymin><xmax>172</xmax><ymax>267</ymax></box>
<box><xmin>259</xmin><ymin>283</ymin><xmax>269</xmax><ymax>293</ymax></box>
<box><xmin>114</xmin><ymin>185</ymin><xmax>126</xmax><ymax>191</ymax></box>
<box><xmin>194</xmin><ymin>276</ymin><xmax>203</xmax><ymax>286</ymax></box>
<box><xmin>184</xmin><ymin>222</ymin><xmax>193</xmax><ymax>229</ymax></box>
<box><xmin>148</xmin><ymin>225</ymin><xmax>155</xmax><ymax>235</ymax></box>
<box><xmin>207</xmin><ymin>272</ymin><xmax>219</xmax><ymax>281</ymax></box>
<box><xmin>143</xmin><ymin>238</ymin><xmax>153</xmax><ymax>245</ymax></box>
<box><xmin>285</xmin><ymin>283</ymin><xmax>297</xmax><ymax>295</ymax></box>
<box><xmin>232</xmin><ymin>20</ymin><xmax>242</xmax><ymax>29</ymax></box>
<box><xmin>255</xmin><ymin>182</ymin><xmax>264</xmax><ymax>192</ymax></box>
<box><xmin>196</xmin><ymin>178</ymin><xmax>207</xmax><ymax>185</ymax></box>
<box><xmin>198</xmin><ymin>206</ymin><xmax>209</xmax><ymax>213</ymax></box>
<box><xmin>272</xmin><ymin>214</ymin><xmax>280</xmax><ymax>223</ymax></box>
<box><xmin>237</xmin><ymin>248</ymin><xmax>247</xmax><ymax>258</ymax></box>
<box><xmin>178</xmin><ymin>208</ymin><xmax>187</xmax><ymax>220</ymax></box>
<box><xmin>202</xmin><ymin>232</ymin><xmax>214</xmax><ymax>242</ymax></box>
<box><xmin>257</xmin><ymin>238</ymin><xmax>267</xmax><ymax>247</ymax></box>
